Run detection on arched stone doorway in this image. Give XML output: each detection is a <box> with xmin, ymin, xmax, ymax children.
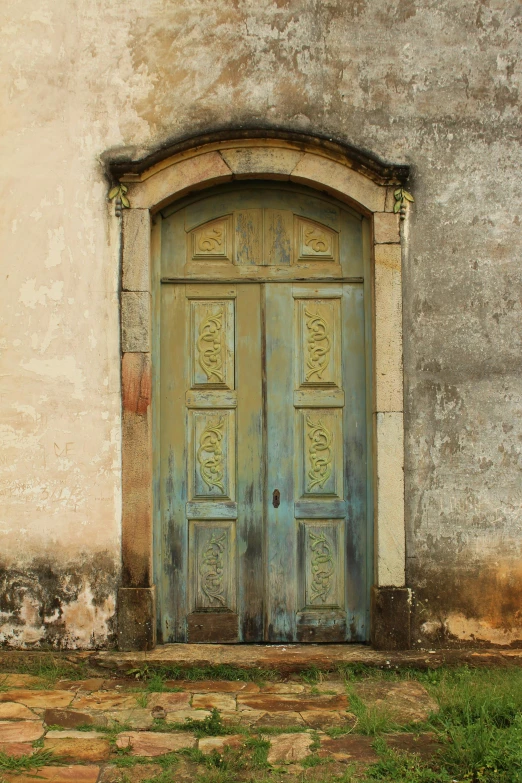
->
<box><xmin>112</xmin><ymin>133</ymin><xmax>410</xmax><ymax>650</ymax></box>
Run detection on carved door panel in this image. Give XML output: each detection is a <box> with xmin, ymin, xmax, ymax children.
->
<box><xmin>159</xmin><ymin>184</ymin><xmax>369</xmax><ymax>643</ymax></box>
<box><xmin>265</xmin><ymin>283</ymin><xmax>367</xmax><ymax>643</ymax></box>
<box><xmin>160</xmin><ymin>283</ymin><xmax>264</xmax><ymax>643</ymax></box>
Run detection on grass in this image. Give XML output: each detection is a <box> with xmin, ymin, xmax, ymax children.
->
<box><xmin>144</xmin><ymin>672</ymin><xmax>184</xmax><ymax>693</ymax></box>
<box><xmin>364</xmin><ymin>739</ymin><xmax>442</xmax><ymax>782</ymax></box>
<box><xmin>151</xmin><ymin>708</ymin><xmax>236</xmax><ymax>737</ymax></box>
<box><xmin>1</xmin><ymin>653</ymin><xmax>94</xmax><ymax>685</ymax></box>
<box><xmin>0</xmin><ymin>748</ymin><xmax>64</xmax><ymax>773</ymax></box>
<box><xmin>346</xmin><ymin>687</ymin><xmax>398</xmax><ymax>736</ymax></box>
<box><xmin>127</xmin><ymin>663</ymin><xmax>277</xmax><ymax>684</ymax></box>
<box><xmin>300</xmin><ymin>665</ymin><xmax>323</xmax><ymax>684</ymax></box>
<box><xmin>359</xmin><ymin>667</ymin><xmax>522</xmax><ymax>783</ymax></box>
<box><xmin>300</xmin><ymin>752</ymin><xmax>328</xmax><ymax>768</ymax></box>
<box><xmin>135</xmin><ymin>691</ymin><xmax>150</xmax><ymax>707</ymax></box>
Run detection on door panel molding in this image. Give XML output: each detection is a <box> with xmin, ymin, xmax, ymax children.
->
<box><xmin>116</xmin><ymin>138</ymin><xmax>409</xmax><ymax>651</ymax></box>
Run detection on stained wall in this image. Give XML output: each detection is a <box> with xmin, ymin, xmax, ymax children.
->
<box><xmin>1</xmin><ymin>0</ymin><xmax>521</xmax><ymax>646</ymax></box>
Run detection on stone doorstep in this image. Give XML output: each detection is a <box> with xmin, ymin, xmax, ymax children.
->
<box><xmin>92</xmin><ymin>644</ymin><xmax>522</xmax><ymax>674</ymax></box>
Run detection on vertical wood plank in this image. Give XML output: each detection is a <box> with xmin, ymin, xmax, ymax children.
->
<box><xmin>161</xmin><ymin>205</ymin><xmax>187</xmax><ymax>279</ymax></box>
<box><xmin>265</xmin><ymin>283</ymin><xmax>297</xmax><ymax>642</ymax></box>
<box><xmin>342</xmin><ymin>283</ymin><xmax>368</xmax><ymax>640</ymax></box>
<box><xmin>362</xmin><ymin>216</ymin><xmax>374</xmax><ymax>636</ymax></box>
<box><xmin>236</xmin><ymin>284</ymin><xmax>264</xmax><ymax>641</ymax></box>
<box><xmin>160</xmin><ymin>283</ymin><xmax>188</xmax><ymax>641</ymax></box>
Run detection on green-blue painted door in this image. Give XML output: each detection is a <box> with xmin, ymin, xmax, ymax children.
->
<box><xmin>158</xmin><ymin>184</ymin><xmax>370</xmax><ymax>643</ymax></box>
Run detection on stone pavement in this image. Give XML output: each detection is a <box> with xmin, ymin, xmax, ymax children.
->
<box><xmin>0</xmin><ymin>670</ymin><xmax>441</xmax><ymax>782</ymax></box>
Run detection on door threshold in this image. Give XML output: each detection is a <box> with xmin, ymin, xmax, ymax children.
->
<box><xmin>92</xmin><ymin>644</ymin><xmax>522</xmax><ymax>674</ymax></box>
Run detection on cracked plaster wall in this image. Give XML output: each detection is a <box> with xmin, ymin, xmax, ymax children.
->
<box><xmin>0</xmin><ymin>0</ymin><xmax>521</xmax><ymax>647</ymax></box>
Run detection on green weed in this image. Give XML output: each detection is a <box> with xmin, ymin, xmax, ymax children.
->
<box><xmin>243</xmin><ymin>736</ymin><xmax>270</xmax><ymax>769</ymax></box>
<box><xmin>152</xmin><ymin>708</ymin><xmax>234</xmax><ymax>738</ymax></box>
<box><xmin>325</xmin><ymin>724</ymin><xmax>353</xmax><ymax>738</ymax></box>
<box><xmin>361</xmin><ymin>668</ymin><xmax>522</xmax><ymax>783</ymax></box>
<box><xmin>300</xmin><ymin>665</ymin><xmax>322</xmax><ymax>684</ymax></box>
<box><xmin>301</xmin><ymin>752</ymin><xmax>328</xmax><ymax>768</ymax></box>
<box><xmin>0</xmin><ymin>748</ymin><xmax>64</xmax><ymax>772</ymax></box>
<box><xmin>73</xmin><ymin>722</ymin><xmax>107</xmax><ymax>732</ymax></box>
<box><xmin>147</xmin><ymin>672</ymin><xmax>183</xmax><ymax>693</ymax></box>
<box><xmin>142</xmin><ymin>770</ymin><xmax>179</xmax><ymax>783</ymax></box>
<box><xmin>364</xmin><ymin>739</ymin><xmax>444</xmax><ymax>782</ymax></box>
<box><xmin>135</xmin><ymin>691</ymin><xmax>150</xmax><ymax>708</ymax></box>
<box><xmin>347</xmin><ymin>688</ymin><xmax>398</xmax><ymax>735</ymax></box>
<box><xmin>127</xmin><ymin>663</ymin><xmax>275</xmax><ymax>683</ymax></box>
<box><xmin>424</xmin><ymin>668</ymin><xmax>522</xmax><ymax>783</ymax></box>
<box><xmin>4</xmin><ymin>653</ymin><xmax>89</xmax><ymax>685</ymax></box>
<box><xmin>111</xmin><ymin>750</ymin><xmax>181</xmax><ymax>771</ymax></box>
<box><xmin>178</xmin><ymin>746</ymin><xmax>207</xmax><ymax>763</ymax></box>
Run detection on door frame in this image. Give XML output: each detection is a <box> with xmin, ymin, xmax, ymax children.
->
<box><xmin>112</xmin><ymin>132</ymin><xmax>412</xmax><ymax>651</ymax></box>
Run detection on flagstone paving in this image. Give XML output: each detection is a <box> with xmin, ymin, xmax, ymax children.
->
<box><xmin>0</xmin><ymin>671</ymin><xmax>441</xmax><ymax>782</ymax></box>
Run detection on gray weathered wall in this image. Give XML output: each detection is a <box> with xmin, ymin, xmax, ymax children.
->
<box><xmin>1</xmin><ymin>0</ymin><xmax>521</xmax><ymax>646</ymax></box>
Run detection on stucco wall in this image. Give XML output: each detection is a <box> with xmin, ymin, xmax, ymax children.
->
<box><xmin>1</xmin><ymin>0</ymin><xmax>521</xmax><ymax>647</ymax></box>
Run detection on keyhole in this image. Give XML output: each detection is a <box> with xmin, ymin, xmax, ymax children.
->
<box><xmin>272</xmin><ymin>489</ymin><xmax>280</xmax><ymax>508</ymax></box>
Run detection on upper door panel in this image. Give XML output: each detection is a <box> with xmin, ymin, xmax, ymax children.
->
<box><xmin>161</xmin><ymin>184</ymin><xmax>364</xmax><ymax>280</ymax></box>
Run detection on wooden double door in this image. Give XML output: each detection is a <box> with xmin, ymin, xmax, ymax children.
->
<box><xmin>157</xmin><ymin>184</ymin><xmax>370</xmax><ymax>643</ymax></box>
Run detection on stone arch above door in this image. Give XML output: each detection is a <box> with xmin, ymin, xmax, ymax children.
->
<box><xmin>113</xmin><ymin>134</ymin><xmax>411</xmax><ymax>651</ymax></box>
